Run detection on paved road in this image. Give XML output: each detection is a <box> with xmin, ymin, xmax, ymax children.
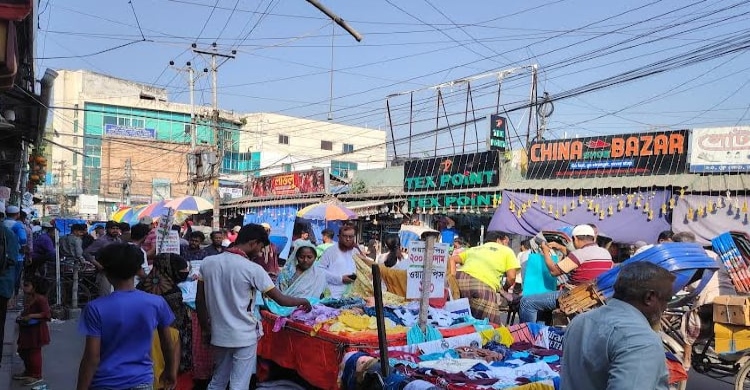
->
<box><xmin>688</xmin><ymin>372</ymin><xmax>736</xmax><ymax>390</ymax></box>
<box><xmin>7</xmin><ymin>316</ymin><xmax>82</xmax><ymax>390</ymax></box>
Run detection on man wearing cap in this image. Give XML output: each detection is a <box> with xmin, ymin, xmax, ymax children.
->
<box><xmin>29</xmin><ymin>222</ymin><xmax>56</xmax><ymax>276</ymax></box>
<box><xmin>3</xmin><ymin>205</ymin><xmax>27</xmax><ymax>297</ymax></box>
<box><xmin>519</xmin><ymin>224</ymin><xmax>613</xmax><ymax>323</ymax></box>
<box><xmin>251</xmin><ymin>223</ymin><xmax>280</xmax><ymax>281</ymax></box>
<box><xmin>84</xmin><ymin>221</ymin><xmax>123</xmax><ymax>296</ymax></box>
<box><xmin>196</xmin><ymin>224</ymin><xmax>311</xmax><ymax>390</ymax></box>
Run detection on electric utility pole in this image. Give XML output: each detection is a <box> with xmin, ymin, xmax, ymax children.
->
<box><xmin>170</xmin><ymin>60</ymin><xmax>201</xmax><ymax>195</ymax></box>
<box><xmin>193</xmin><ymin>43</ymin><xmax>235</xmax><ymax>230</ymax></box>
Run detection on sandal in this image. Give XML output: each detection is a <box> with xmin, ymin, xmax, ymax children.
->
<box><xmin>23</xmin><ymin>377</ymin><xmax>44</xmax><ymax>386</ymax></box>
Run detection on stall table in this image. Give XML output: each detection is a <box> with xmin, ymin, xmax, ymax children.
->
<box><xmin>257</xmin><ymin>310</ymin><xmax>481</xmax><ymax>390</ymax></box>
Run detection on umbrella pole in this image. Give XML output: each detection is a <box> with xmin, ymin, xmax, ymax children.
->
<box><xmin>418</xmin><ymin>235</ymin><xmax>436</xmax><ymax>333</ymax></box>
<box><xmin>372</xmin><ymin>264</ymin><xmax>390</xmax><ymax>377</ymax></box>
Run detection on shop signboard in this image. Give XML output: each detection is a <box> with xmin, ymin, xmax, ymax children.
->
<box><xmin>489</xmin><ymin>115</ymin><xmax>508</xmax><ymax>152</ymax></box>
<box><xmin>77</xmin><ymin>194</ymin><xmax>99</xmax><ymax>215</ymax></box>
<box><xmin>404</xmin><ymin>241</ymin><xmax>449</xmax><ymax>299</ymax></box>
<box><xmin>407</xmin><ymin>192</ymin><xmax>501</xmax><ymax>209</ymax></box>
<box><xmin>403</xmin><ymin>150</ymin><xmax>500</xmax><ymax>192</ymax></box>
<box><xmin>247</xmin><ymin>168</ymin><xmax>329</xmax><ymax>198</ymax></box>
<box><xmin>45</xmin><ymin>204</ymin><xmax>60</xmax><ymax>216</ymax></box>
<box><xmin>526</xmin><ymin>129</ymin><xmax>689</xmax><ymax>179</ymax></box>
<box><xmin>104</xmin><ymin>124</ymin><xmax>156</xmax><ymax>139</ymax></box>
<box><xmin>690</xmin><ymin>127</ymin><xmax>750</xmax><ymax>173</ymax></box>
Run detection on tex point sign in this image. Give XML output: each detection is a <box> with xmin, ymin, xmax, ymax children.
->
<box><xmin>526</xmin><ymin>130</ymin><xmax>689</xmax><ymax>179</ymax></box>
<box><xmin>403</xmin><ymin>150</ymin><xmax>501</xmax><ymax>207</ymax></box>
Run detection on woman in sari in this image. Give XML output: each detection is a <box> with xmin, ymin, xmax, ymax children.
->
<box><xmin>276</xmin><ymin>240</ymin><xmax>328</xmax><ymax>298</ymax></box>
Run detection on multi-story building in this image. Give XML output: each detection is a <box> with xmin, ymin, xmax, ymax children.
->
<box><xmin>239</xmin><ymin>113</ymin><xmax>386</xmax><ymax>178</ymax></box>
<box><xmin>45</xmin><ymin>70</ymin><xmax>386</xmax><ymax>218</ymax></box>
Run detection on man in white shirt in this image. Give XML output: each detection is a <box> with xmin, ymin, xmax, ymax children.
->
<box><xmin>317</xmin><ymin>224</ymin><xmax>359</xmax><ymax>298</ymax></box>
<box><xmin>196</xmin><ymin>224</ymin><xmax>311</xmax><ymax>390</ymax></box>
<box><xmin>129</xmin><ymin>223</ymin><xmax>152</xmax><ymax>286</ymax></box>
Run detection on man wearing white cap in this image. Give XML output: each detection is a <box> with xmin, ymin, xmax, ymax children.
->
<box><xmin>519</xmin><ymin>224</ymin><xmax>613</xmax><ymax>323</ymax></box>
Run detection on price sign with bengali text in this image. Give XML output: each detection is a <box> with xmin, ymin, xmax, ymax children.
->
<box><xmin>405</xmin><ymin>241</ymin><xmax>449</xmax><ymax>299</ymax></box>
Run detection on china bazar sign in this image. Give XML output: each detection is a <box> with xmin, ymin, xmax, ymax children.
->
<box><xmin>403</xmin><ymin>150</ymin><xmax>500</xmax><ymax>192</ymax></box>
<box><xmin>526</xmin><ymin>129</ymin><xmax>689</xmax><ymax>179</ymax></box>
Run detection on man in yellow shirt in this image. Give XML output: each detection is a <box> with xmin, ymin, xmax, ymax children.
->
<box><xmin>449</xmin><ymin>231</ymin><xmax>519</xmax><ymax>324</ymax></box>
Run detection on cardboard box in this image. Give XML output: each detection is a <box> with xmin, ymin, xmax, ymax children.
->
<box><xmin>713</xmin><ymin>295</ymin><xmax>750</xmax><ymax>326</ymax></box>
<box><xmin>714</xmin><ymin>323</ymin><xmax>750</xmax><ymax>353</ymax></box>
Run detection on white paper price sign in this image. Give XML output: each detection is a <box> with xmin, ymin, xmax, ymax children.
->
<box><xmin>405</xmin><ymin>241</ymin><xmax>449</xmax><ymax>299</ymax></box>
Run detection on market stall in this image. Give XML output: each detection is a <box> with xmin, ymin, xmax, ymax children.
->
<box><xmin>257</xmin><ymin>304</ymin><xmax>484</xmax><ymax>389</ymax></box>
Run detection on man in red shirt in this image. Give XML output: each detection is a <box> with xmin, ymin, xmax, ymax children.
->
<box><xmin>226</xmin><ymin>226</ymin><xmax>240</xmax><ymax>244</ymax></box>
<box><xmin>519</xmin><ymin>224</ymin><xmax>613</xmax><ymax>323</ymax></box>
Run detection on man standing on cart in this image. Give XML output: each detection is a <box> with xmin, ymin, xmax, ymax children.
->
<box><xmin>519</xmin><ymin>224</ymin><xmax>613</xmax><ymax>324</ymax></box>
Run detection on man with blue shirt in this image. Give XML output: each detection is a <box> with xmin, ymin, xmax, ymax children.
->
<box><xmin>561</xmin><ymin>262</ymin><xmax>674</xmax><ymax>390</ymax></box>
<box><xmin>4</xmin><ymin>205</ymin><xmax>27</xmax><ymax>297</ymax></box>
<box><xmin>0</xmin><ymin>219</ymin><xmax>19</xmax><ymax>368</ymax></box>
<box><xmin>76</xmin><ymin>243</ymin><xmax>176</xmax><ymax>390</ymax></box>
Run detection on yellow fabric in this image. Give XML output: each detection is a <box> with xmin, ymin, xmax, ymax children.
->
<box><xmin>151</xmin><ymin>327</ymin><xmax>180</xmax><ymax>389</ymax></box>
<box><xmin>458</xmin><ymin>242</ymin><xmax>520</xmax><ymax>291</ymax></box>
<box><xmin>348</xmin><ymin>255</ymin><xmax>407</xmax><ymax>305</ymax></box>
<box><xmin>327</xmin><ymin>310</ymin><xmax>407</xmax><ymax>334</ymax></box>
<box><xmin>378</xmin><ymin>265</ymin><xmax>408</xmax><ymax>297</ymax></box>
<box><xmin>479</xmin><ymin>326</ymin><xmax>514</xmax><ymax>346</ymax></box>
<box><xmin>507</xmin><ymin>382</ymin><xmax>554</xmax><ymax>390</ymax></box>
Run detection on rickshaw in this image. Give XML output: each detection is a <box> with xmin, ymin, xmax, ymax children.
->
<box><xmin>659</xmin><ymin>231</ymin><xmax>750</xmax><ymax>390</ymax></box>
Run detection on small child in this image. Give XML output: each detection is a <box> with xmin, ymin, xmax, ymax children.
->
<box><xmin>14</xmin><ymin>275</ymin><xmax>51</xmax><ymax>387</ymax></box>
<box><xmin>76</xmin><ymin>243</ymin><xmax>177</xmax><ymax>390</ymax></box>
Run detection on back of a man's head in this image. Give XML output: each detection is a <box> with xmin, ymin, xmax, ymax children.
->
<box><xmin>235</xmin><ymin>224</ymin><xmax>270</xmax><ymax>246</ymax></box>
<box><xmin>98</xmin><ymin>243</ymin><xmax>144</xmax><ymax>281</ymax></box>
<box><xmin>485</xmin><ymin>231</ymin><xmax>509</xmax><ymax>243</ymax></box>
<box><xmin>672</xmin><ymin>232</ymin><xmax>697</xmax><ymax>243</ymax></box>
<box><xmin>613</xmin><ymin>262</ymin><xmax>675</xmax><ymax>303</ymax></box>
<box><xmin>130</xmin><ymin>223</ymin><xmax>150</xmax><ymax>241</ymax></box>
<box><xmin>658</xmin><ymin>230</ymin><xmax>674</xmax><ymax>243</ymax></box>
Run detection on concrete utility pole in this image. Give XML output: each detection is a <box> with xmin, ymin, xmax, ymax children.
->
<box><xmin>171</xmin><ymin>60</ymin><xmax>201</xmax><ymax>195</ymax></box>
<box><xmin>124</xmin><ymin>158</ymin><xmax>132</xmax><ymax>206</ymax></box>
<box><xmin>193</xmin><ymin>43</ymin><xmax>235</xmax><ymax>230</ymax></box>
<box><xmin>55</xmin><ymin>160</ymin><xmax>67</xmax><ymax>215</ymax></box>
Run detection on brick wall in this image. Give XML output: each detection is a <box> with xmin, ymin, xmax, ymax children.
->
<box><xmin>100</xmin><ymin>138</ymin><xmax>190</xmax><ymax>199</ymax></box>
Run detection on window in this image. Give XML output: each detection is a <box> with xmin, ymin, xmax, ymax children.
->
<box><xmin>73</xmin><ymin>119</ymin><xmax>79</xmax><ymax>134</ymax></box>
<box><xmin>321</xmin><ymin>140</ymin><xmax>333</xmax><ymax>151</ymax></box>
<box><xmin>342</xmin><ymin>143</ymin><xmax>354</xmax><ymax>153</ymax></box>
<box><xmin>184</xmin><ymin>123</ymin><xmax>192</xmax><ymax>135</ymax></box>
<box><xmin>282</xmin><ymin>163</ymin><xmax>292</xmax><ymax>172</ymax></box>
<box><xmin>117</xmin><ymin>117</ymin><xmax>130</xmax><ymax>127</ymax></box>
<box><xmin>131</xmin><ymin>118</ymin><xmax>145</xmax><ymax>128</ymax></box>
<box><xmin>331</xmin><ymin>160</ymin><xmax>358</xmax><ymax>177</ymax></box>
<box><xmin>278</xmin><ymin>134</ymin><xmax>289</xmax><ymax>145</ymax></box>
<box><xmin>72</xmin><ymin>154</ymin><xmax>77</xmax><ymax>166</ymax></box>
